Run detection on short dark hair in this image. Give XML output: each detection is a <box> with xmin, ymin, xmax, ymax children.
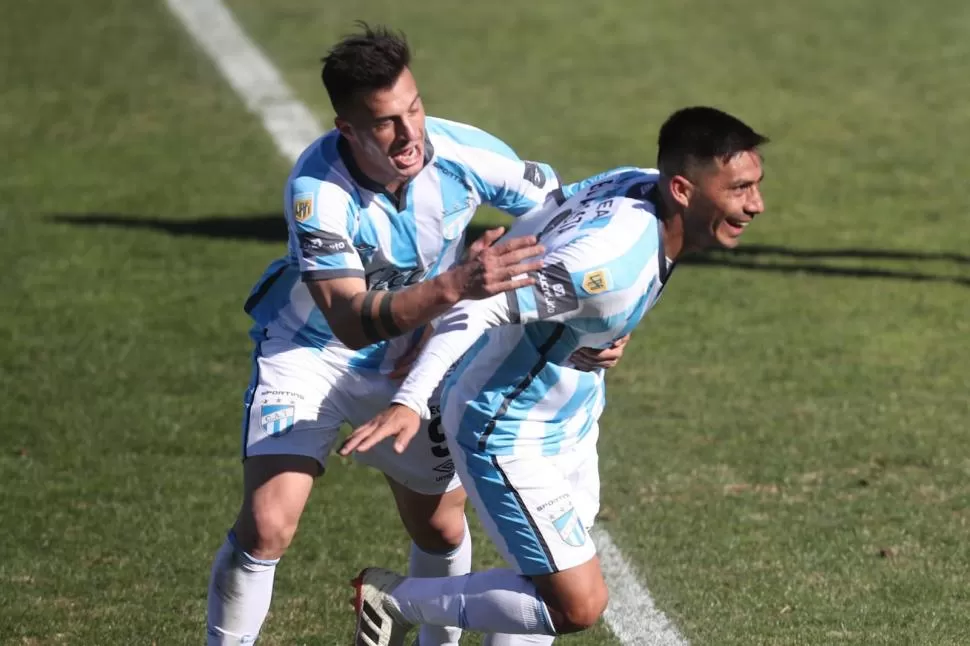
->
<box><xmin>657</xmin><ymin>106</ymin><xmax>768</xmax><ymax>178</ymax></box>
<box><xmin>321</xmin><ymin>23</ymin><xmax>411</xmax><ymax>116</ymax></box>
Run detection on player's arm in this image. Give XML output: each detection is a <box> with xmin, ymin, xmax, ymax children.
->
<box><xmin>290</xmin><ymin>175</ymin><xmax>545</xmax><ymax>350</ymax></box>
<box><xmin>340</xmin><ymin>236</ymin><xmax>636</xmax><ymax>455</ymax></box>
<box><xmin>338</xmin><ymin>291</ymin><xmax>515</xmax><ymax>455</ymax></box>
<box><xmin>308</xmin><ymin>226</ymin><xmax>545</xmax><ymax>350</ymax></box>
<box><xmin>450</xmin><ymin>124</ymin><xmax>561</xmax><ymax>217</ymax></box>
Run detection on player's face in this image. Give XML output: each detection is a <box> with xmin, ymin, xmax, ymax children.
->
<box><xmin>338</xmin><ymin>67</ymin><xmax>427</xmax><ymax>189</ymax></box>
<box><xmin>684</xmin><ymin>150</ymin><xmax>765</xmax><ymax>250</ymax></box>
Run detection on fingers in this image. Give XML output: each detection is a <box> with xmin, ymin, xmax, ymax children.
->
<box><xmin>345</xmin><ymin>421</ymin><xmax>400</xmax><ymax>454</ymax></box>
<box><xmin>612</xmin><ymin>334</ymin><xmax>631</xmax><ymax>348</ymax></box>
<box><xmin>468</xmin><ymin>227</ymin><xmax>506</xmax><ymax>256</ymax></box>
<box><xmin>486</xmin><ymin>276</ymin><xmax>537</xmax><ymax>294</ymax></box>
<box><xmin>393</xmin><ymin>424</ymin><xmax>421</xmax><ymax>453</ymax></box>
<box><xmin>480</xmin><ymin>226</ymin><xmax>507</xmax><ymax>247</ymax></box>
<box><xmin>491</xmin><ymin>234</ymin><xmax>540</xmax><ymax>256</ymax></box>
<box><xmin>338</xmin><ymin>422</ymin><xmax>376</xmax><ymax>456</ymax></box>
<box><xmin>494</xmin><ymin>244</ymin><xmax>546</xmax><ymax>268</ymax></box>
<box><xmin>502</xmin><ymin>259</ymin><xmax>544</xmax><ymax>278</ymax></box>
<box><xmin>569</xmin><ymin>344</ymin><xmax>624</xmax><ymax>371</ymax></box>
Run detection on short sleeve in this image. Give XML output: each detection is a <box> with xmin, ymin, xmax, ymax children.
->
<box><xmin>288</xmin><ymin>175</ymin><xmax>365</xmax><ymax>282</ymax></box>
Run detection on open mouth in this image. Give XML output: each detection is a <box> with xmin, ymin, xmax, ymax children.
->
<box><xmin>390</xmin><ymin>143</ymin><xmax>421</xmax><ymax>169</ymax></box>
<box><xmin>723</xmin><ymin>218</ymin><xmax>750</xmax><ymax>235</ymax></box>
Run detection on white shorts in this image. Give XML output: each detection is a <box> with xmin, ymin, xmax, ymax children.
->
<box><xmin>242</xmin><ymin>337</ymin><xmax>460</xmax><ymax>495</ymax></box>
<box><xmin>451</xmin><ymin>427</ymin><xmax>601</xmax><ymax>576</ymax></box>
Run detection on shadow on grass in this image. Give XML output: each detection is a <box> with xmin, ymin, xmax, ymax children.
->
<box><xmin>51</xmin><ymin>212</ymin><xmax>970</xmax><ymax>288</ymax></box>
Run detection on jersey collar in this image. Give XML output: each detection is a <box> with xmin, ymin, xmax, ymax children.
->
<box><xmin>649</xmin><ymin>185</ymin><xmax>675</xmax><ymax>285</ymax></box>
<box><xmin>337</xmin><ymin>134</ymin><xmax>436</xmax><ymax>207</ymax></box>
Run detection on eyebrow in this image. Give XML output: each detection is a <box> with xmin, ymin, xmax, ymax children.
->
<box><xmin>732</xmin><ymin>171</ymin><xmax>765</xmax><ymax>187</ymax></box>
<box><xmin>372</xmin><ymin>94</ymin><xmax>422</xmax><ymax>123</ymax></box>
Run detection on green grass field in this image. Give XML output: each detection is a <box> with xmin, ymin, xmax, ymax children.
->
<box><xmin>2</xmin><ymin>1</ymin><xmax>969</xmax><ymax>644</ymax></box>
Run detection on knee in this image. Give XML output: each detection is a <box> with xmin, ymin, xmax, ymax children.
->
<box><xmin>235</xmin><ymin>503</ymin><xmax>300</xmax><ymax>560</ymax></box>
<box><xmin>549</xmin><ymin>583</ymin><xmax>608</xmax><ymax>634</ymax></box>
<box><xmin>413</xmin><ymin>507</ymin><xmax>467</xmax><ymax>554</ymax></box>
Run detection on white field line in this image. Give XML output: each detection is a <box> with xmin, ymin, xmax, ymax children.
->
<box><xmin>164</xmin><ymin>1</ymin><xmax>689</xmax><ymax>643</ymax></box>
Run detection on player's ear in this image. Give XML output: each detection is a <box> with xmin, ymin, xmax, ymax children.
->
<box><xmin>334</xmin><ymin>117</ymin><xmax>355</xmax><ymax>141</ymax></box>
<box><xmin>668</xmin><ymin>175</ymin><xmax>693</xmax><ymax>209</ymax></box>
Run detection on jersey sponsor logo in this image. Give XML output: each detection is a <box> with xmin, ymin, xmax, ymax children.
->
<box><xmin>299</xmin><ymin>231</ymin><xmax>352</xmax><ymax>258</ymax></box>
<box><xmin>533</xmin><ymin>262</ymin><xmax>579</xmax><ymax>319</ymax></box>
<box><xmin>293</xmin><ymin>192</ymin><xmax>314</xmax><ymax>222</ymax></box>
<box><xmin>523</xmin><ymin>161</ymin><xmax>547</xmax><ymax>189</ymax></box>
<box><xmin>581</xmin><ymin>268</ymin><xmax>611</xmax><ymax>295</ymax></box>
<box><xmin>434</xmin><ymin>160</ymin><xmax>470</xmax><ymax>188</ymax></box>
<box><xmin>366</xmin><ymin>265</ymin><xmax>427</xmax><ymax>291</ymax></box>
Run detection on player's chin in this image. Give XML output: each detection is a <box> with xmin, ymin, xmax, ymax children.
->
<box><xmin>714</xmin><ymin>226</ymin><xmax>745</xmax><ymax>249</ymax></box>
<box><xmin>716</xmin><ymin>234</ymin><xmax>743</xmax><ymax>249</ymax></box>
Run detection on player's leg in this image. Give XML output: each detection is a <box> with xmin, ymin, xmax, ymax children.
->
<box><xmin>208</xmin><ymin>455</ymin><xmax>318</xmax><ymax>645</ymax></box>
<box><xmin>207</xmin><ymin>341</ymin><xmax>342</xmax><ymax>645</ymax></box>
<box><xmin>352</xmin><ymin>441</ymin><xmax>608</xmax><ymax>639</ymax></box>
<box><xmin>384</xmin><ymin>476</ymin><xmax>470</xmax><ymax>646</ymax></box>
<box><xmin>349</xmin><ymin>379</ymin><xmax>473</xmax><ymax>646</ymax></box>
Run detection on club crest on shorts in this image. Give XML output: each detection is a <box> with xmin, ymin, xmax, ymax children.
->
<box><xmin>552</xmin><ymin>507</ymin><xmax>587</xmax><ymax>547</ymax></box>
<box><xmin>260</xmin><ymin>402</ymin><xmax>296</xmax><ymax>437</ymax></box>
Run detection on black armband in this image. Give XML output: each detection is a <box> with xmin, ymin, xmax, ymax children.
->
<box><xmin>378</xmin><ymin>292</ymin><xmax>403</xmax><ymax>337</ymax></box>
<box><xmin>360</xmin><ymin>291</ymin><xmax>382</xmax><ymax>342</ymax></box>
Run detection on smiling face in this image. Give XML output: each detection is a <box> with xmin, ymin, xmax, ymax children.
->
<box><xmin>679</xmin><ymin>149</ymin><xmax>765</xmax><ymax>250</ymax></box>
<box><xmin>335</xmin><ymin>67</ymin><xmax>426</xmax><ymax>191</ymax></box>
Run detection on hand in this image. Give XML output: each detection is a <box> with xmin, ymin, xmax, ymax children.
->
<box><xmin>443</xmin><ymin>227</ymin><xmax>544</xmax><ymax>301</ymax></box>
<box><xmin>388</xmin><ymin>325</ymin><xmax>433</xmax><ymax>380</ymax></box>
<box><xmin>339</xmin><ymin>404</ymin><xmax>422</xmax><ymax>456</ymax></box>
<box><xmin>569</xmin><ymin>334</ymin><xmax>631</xmax><ymax>371</ymax></box>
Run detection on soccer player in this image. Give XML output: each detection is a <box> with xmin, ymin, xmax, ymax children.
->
<box><xmin>205</xmin><ymin>24</ymin><xmax>627</xmax><ymax>646</ymax></box>
<box><xmin>343</xmin><ymin>106</ymin><xmax>768</xmax><ymax>645</ymax></box>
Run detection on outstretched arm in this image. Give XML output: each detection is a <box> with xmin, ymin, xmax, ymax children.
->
<box><xmin>338</xmin><ymin>293</ymin><xmax>513</xmax><ymax>454</ymax></box>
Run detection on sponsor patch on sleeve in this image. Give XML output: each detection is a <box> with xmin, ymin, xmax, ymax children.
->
<box><xmin>522</xmin><ymin>161</ymin><xmax>547</xmax><ymax>189</ymax></box>
<box><xmin>299</xmin><ymin>230</ymin><xmax>353</xmax><ymax>259</ymax></box>
<box><xmin>532</xmin><ymin>262</ymin><xmax>579</xmax><ymax>319</ymax></box>
<box><xmin>293</xmin><ymin>192</ymin><xmax>314</xmax><ymax>222</ymax></box>
<box><xmin>581</xmin><ymin>268</ymin><xmax>611</xmax><ymax>295</ymax></box>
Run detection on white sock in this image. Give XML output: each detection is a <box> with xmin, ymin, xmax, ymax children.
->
<box><xmin>206</xmin><ymin>531</ymin><xmax>279</xmax><ymax>645</ymax></box>
<box><xmin>408</xmin><ymin>517</ymin><xmax>472</xmax><ymax>646</ymax></box>
<box><xmin>482</xmin><ymin>634</ymin><xmax>556</xmax><ymax>645</ymax></box>
<box><xmin>391</xmin><ymin>569</ymin><xmax>556</xmax><ymax>636</ymax></box>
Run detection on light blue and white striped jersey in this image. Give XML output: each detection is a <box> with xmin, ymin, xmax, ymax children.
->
<box><xmin>243</xmin><ymin>116</ymin><xmax>558</xmax><ymax>374</ymax></box>
<box><xmin>434</xmin><ymin>167</ymin><xmax>673</xmax><ymax>456</ymax></box>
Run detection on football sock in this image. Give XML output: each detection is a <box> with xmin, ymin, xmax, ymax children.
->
<box><xmin>206</xmin><ymin>530</ymin><xmax>279</xmax><ymax>645</ymax></box>
<box><xmin>390</xmin><ymin>569</ymin><xmax>556</xmax><ymax>635</ymax></box>
<box><xmin>407</xmin><ymin>516</ymin><xmax>472</xmax><ymax>645</ymax></box>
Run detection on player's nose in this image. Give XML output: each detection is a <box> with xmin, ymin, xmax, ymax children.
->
<box><xmin>744</xmin><ymin>187</ymin><xmax>765</xmax><ymax>216</ymax></box>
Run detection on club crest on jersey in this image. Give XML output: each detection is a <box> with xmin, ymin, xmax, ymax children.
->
<box><xmin>581</xmin><ymin>268</ymin><xmax>611</xmax><ymax>295</ymax></box>
<box><xmin>260</xmin><ymin>402</ymin><xmax>296</xmax><ymax>437</ymax></box>
<box><xmin>551</xmin><ymin>507</ymin><xmax>587</xmax><ymax>548</ymax></box>
<box><xmin>293</xmin><ymin>192</ymin><xmax>314</xmax><ymax>222</ymax></box>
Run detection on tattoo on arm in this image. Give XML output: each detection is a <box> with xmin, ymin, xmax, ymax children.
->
<box><xmin>378</xmin><ymin>292</ymin><xmax>402</xmax><ymax>338</ymax></box>
<box><xmin>360</xmin><ymin>291</ymin><xmax>382</xmax><ymax>343</ymax></box>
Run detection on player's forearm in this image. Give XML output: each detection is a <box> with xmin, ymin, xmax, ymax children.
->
<box><xmin>339</xmin><ymin>274</ymin><xmax>462</xmax><ymax>349</ymax></box>
<box><xmin>393</xmin><ymin>293</ymin><xmax>513</xmax><ymax>416</ymax></box>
